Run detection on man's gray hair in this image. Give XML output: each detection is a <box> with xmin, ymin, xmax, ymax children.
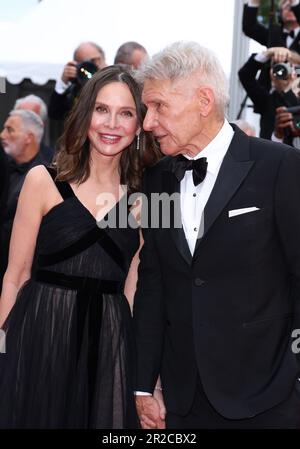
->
<box><xmin>114</xmin><ymin>41</ymin><xmax>147</xmax><ymax>65</ymax></box>
<box><xmin>138</xmin><ymin>41</ymin><xmax>229</xmax><ymax>115</ymax></box>
<box><xmin>14</xmin><ymin>94</ymin><xmax>48</xmax><ymax>124</ymax></box>
<box><xmin>9</xmin><ymin>109</ymin><xmax>44</xmax><ymax>144</ymax></box>
<box><xmin>73</xmin><ymin>42</ymin><xmax>105</xmax><ymax>61</ymax></box>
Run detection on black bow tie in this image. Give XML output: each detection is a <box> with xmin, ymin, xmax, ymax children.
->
<box><xmin>284</xmin><ymin>29</ymin><xmax>295</xmax><ymax>39</ymax></box>
<box><xmin>171</xmin><ymin>155</ymin><xmax>208</xmax><ymax>186</ymax></box>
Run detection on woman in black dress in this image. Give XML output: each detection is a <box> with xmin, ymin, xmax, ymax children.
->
<box><xmin>0</xmin><ymin>65</ymin><xmax>160</xmax><ymax>428</ymax></box>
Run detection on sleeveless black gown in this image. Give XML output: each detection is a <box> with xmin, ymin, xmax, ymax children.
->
<box><xmin>0</xmin><ymin>167</ymin><xmax>139</xmax><ymax>428</ymax></box>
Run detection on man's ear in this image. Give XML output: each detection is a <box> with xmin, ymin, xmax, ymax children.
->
<box><xmin>196</xmin><ymin>86</ymin><xmax>215</xmax><ymax>117</ymax></box>
<box><xmin>26</xmin><ymin>131</ymin><xmax>35</xmax><ymax>145</ymax></box>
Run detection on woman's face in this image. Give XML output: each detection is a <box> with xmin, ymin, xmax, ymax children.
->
<box><xmin>88</xmin><ymin>81</ymin><xmax>139</xmax><ymax>158</ymax></box>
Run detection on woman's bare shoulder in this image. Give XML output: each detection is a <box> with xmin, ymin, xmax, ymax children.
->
<box><xmin>22</xmin><ymin>165</ymin><xmax>61</xmax><ymax>215</ymax></box>
<box><xmin>25</xmin><ymin>164</ymin><xmax>55</xmax><ymax>187</ymax></box>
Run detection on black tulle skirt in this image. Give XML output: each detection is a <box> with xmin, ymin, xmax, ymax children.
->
<box><xmin>0</xmin><ymin>277</ymin><xmax>138</xmax><ymax>429</ymax></box>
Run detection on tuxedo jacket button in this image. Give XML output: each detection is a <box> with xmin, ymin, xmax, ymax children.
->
<box><xmin>194</xmin><ymin>278</ymin><xmax>205</xmax><ymax>286</ymax></box>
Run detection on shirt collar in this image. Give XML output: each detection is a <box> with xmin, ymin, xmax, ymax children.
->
<box><xmin>184</xmin><ymin>119</ymin><xmax>234</xmax><ymax>175</ymax></box>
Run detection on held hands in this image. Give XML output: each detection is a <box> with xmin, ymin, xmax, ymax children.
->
<box><xmin>135</xmin><ymin>392</ymin><xmax>166</xmax><ymax>429</ymax></box>
<box><xmin>61</xmin><ymin>61</ymin><xmax>77</xmax><ymax>84</ymax></box>
<box><xmin>153</xmin><ymin>387</ymin><xmax>166</xmax><ymax>425</ymax></box>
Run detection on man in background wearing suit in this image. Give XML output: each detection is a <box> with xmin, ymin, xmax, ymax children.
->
<box><xmin>133</xmin><ymin>41</ymin><xmax>300</xmax><ymax>429</ymax></box>
<box><xmin>0</xmin><ymin>110</ymin><xmax>45</xmax><ymax>292</ymax></box>
<box><xmin>243</xmin><ymin>0</ymin><xmax>300</xmax><ymax>50</ymax></box>
<box><xmin>243</xmin><ymin>0</ymin><xmax>300</xmax><ymax>90</ymax></box>
<box><xmin>238</xmin><ymin>46</ymin><xmax>300</xmax><ymax>139</ymax></box>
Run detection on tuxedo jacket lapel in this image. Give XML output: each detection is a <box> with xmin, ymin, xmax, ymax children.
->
<box><xmin>194</xmin><ymin>128</ymin><xmax>254</xmax><ymax>253</ymax></box>
<box><xmin>162</xmin><ymin>169</ymin><xmax>193</xmax><ymax>266</ymax></box>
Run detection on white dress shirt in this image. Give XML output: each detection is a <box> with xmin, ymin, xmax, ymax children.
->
<box><xmin>284</xmin><ymin>26</ymin><xmax>300</xmax><ymax>47</ymax></box>
<box><xmin>55</xmin><ymin>77</ymin><xmax>71</xmax><ymax>94</ymax></box>
<box><xmin>180</xmin><ymin>119</ymin><xmax>234</xmax><ymax>255</ymax></box>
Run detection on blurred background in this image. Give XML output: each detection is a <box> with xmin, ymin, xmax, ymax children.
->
<box><xmin>0</xmin><ymin>0</ymin><xmax>272</xmax><ymax>146</ymax></box>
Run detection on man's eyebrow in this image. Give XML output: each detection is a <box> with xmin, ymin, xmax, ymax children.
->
<box><xmin>143</xmin><ymin>98</ymin><xmax>163</xmax><ymax>104</ymax></box>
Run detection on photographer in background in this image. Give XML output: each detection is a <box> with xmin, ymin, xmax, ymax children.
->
<box><xmin>239</xmin><ymin>46</ymin><xmax>300</xmax><ymax>139</ymax></box>
<box><xmin>243</xmin><ymin>0</ymin><xmax>300</xmax><ymax>49</ymax></box>
<box><xmin>48</xmin><ymin>42</ymin><xmax>106</xmax><ymax>121</ymax></box>
<box><xmin>243</xmin><ymin>0</ymin><xmax>300</xmax><ymax>89</ymax></box>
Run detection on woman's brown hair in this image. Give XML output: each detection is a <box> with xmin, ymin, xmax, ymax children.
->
<box><xmin>54</xmin><ymin>65</ymin><xmax>161</xmax><ymax>193</ymax></box>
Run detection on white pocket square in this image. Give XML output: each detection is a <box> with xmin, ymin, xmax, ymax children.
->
<box><xmin>228</xmin><ymin>207</ymin><xmax>260</xmax><ymax>218</ymax></box>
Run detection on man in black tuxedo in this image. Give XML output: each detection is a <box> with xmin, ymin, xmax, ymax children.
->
<box><xmin>133</xmin><ymin>41</ymin><xmax>300</xmax><ymax>429</ymax></box>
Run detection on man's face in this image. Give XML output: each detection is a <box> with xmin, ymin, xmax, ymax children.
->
<box><xmin>142</xmin><ymin>77</ymin><xmax>204</xmax><ymax>156</ymax></box>
<box><xmin>281</xmin><ymin>4</ymin><xmax>297</xmax><ymax>24</ymax></box>
<box><xmin>0</xmin><ymin>115</ymin><xmax>29</xmax><ymax>160</ymax></box>
<box><xmin>76</xmin><ymin>43</ymin><xmax>106</xmax><ymax>69</ymax></box>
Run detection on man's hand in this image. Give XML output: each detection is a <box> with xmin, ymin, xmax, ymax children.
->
<box><xmin>153</xmin><ymin>388</ymin><xmax>166</xmax><ymax>426</ymax></box>
<box><xmin>248</xmin><ymin>0</ymin><xmax>260</xmax><ymax>6</ymax></box>
<box><xmin>281</xmin><ymin>0</ymin><xmax>295</xmax><ymax>9</ymax></box>
<box><xmin>265</xmin><ymin>47</ymin><xmax>292</xmax><ymax>63</ymax></box>
<box><xmin>135</xmin><ymin>395</ymin><xmax>165</xmax><ymax>429</ymax></box>
<box><xmin>274</xmin><ymin>106</ymin><xmax>296</xmax><ymax>138</ymax></box>
<box><xmin>61</xmin><ymin>61</ymin><xmax>77</xmax><ymax>84</ymax></box>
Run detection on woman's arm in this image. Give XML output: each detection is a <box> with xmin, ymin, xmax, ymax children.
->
<box><xmin>0</xmin><ymin>166</ymin><xmax>49</xmax><ymax>327</ymax></box>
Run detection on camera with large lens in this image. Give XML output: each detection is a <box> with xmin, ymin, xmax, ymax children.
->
<box><xmin>286</xmin><ymin>105</ymin><xmax>300</xmax><ymax>130</ymax></box>
<box><xmin>75</xmin><ymin>60</ymin><xmax>98</xmax><ymax>86</ymax></box>
<box><xmin>272</xmin><ymin>62</ymin><xmax>293</xmax><ymax>80</ymax></box>
<box><xmin>272</xmin><ymin>62</ymin><xmax>300</xmax><ymax>80</ymax></box>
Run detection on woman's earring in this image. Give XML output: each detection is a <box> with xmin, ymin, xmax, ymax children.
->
<box><xmin>136</xmin><ymin>133</ymin><xmax>140</xmax><ymax>151</ymax></box>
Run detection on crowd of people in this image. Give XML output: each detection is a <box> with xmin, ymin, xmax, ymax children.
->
<box><xmin>0</xmin><ymin>1</ymin><xmax>300</xmax><ymax>430</ymax></box>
